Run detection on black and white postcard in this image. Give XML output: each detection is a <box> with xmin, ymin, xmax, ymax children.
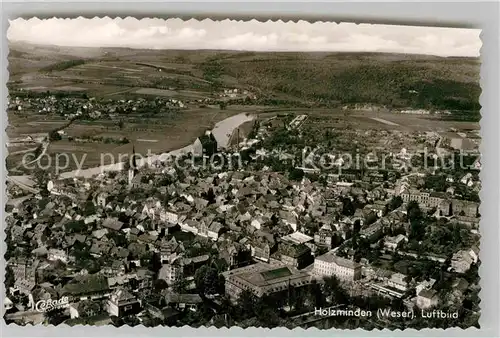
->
<box><xmin>4</xmin><ymin>18</ymin><xmax>482</xmax><ymax>330</ymax></box>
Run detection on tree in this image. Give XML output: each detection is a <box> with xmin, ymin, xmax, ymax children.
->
<box><xmin>407</xmin><ymin>201</ymin><xmax>423</xmax><ymax>222</ymax></box>
<box><xmin>203</xmin><ymin>188</ymin><xmax>216</xmax><ymax>205</ymax></box>
<box><xmin>150</xmin><ymin>252</ymin><xmax>162</xmax><ymax>274</ymax></box>
<box><xmin>342</xmin><ymin>197</ymin><xmax>355</xmax><ymax>216</ymax></box>
<box><xmin>389</xmin><ymin>196</ymin><xmax>403</xmax><ymax>211</ymax></box>
<box><xmin>65</xmin><ymin>220</ymin><xmax>87</xmax><ymax>234</ymax></box>
<box><xmin>48</xmin><ymin>130</ymin><xmax>62</xmax><ymax>141</ymax></box>
<box><xmin>123</xmin><ymin>156</ymin><xmax>131</xmax><ymax>171</ymax></box>
<box><xmin>323</xmin><ymin>276</ymin><xmax>349</xmax><ymax>304</ymax></box>
<box><xmin>33</xmin><ymin>168</ymin><xmax>49</xmax><ymax>190</ymax></box>
<box><xmin>353</xmin><ymin>219</ymin><xmax>362</xmax><ymax>235</ymax></box>
<box><xmin>173</xmin><ymin>274</ymin><xmax>190</xmax><ymax>293</ymax></box>
<box><xmin>424</xmin><ymin>174</ymin><xmax>447</xmax><ymax>192</ymax></box>
<box><xmin>307</xmin><ymin>280</ymin><xmax>326</xmax><ymax>308</ymax></box>
<box><xmin>194</xmin><ymin>265</ymin><xmax>222</xmax><ymax>295</ymax></box>
<box><xmin>33</xmin><ymin>144</ymin><xmax>43</xmax><ymax>159</ymax></box>
<box><xmin>410</xmin><ymin>218</ymin><xmax>426</xmax><ymax>241</ymax></box>
<box><xmin>44</xmin><ymin>308</ymin><xmax>67</xmax><ymax>326</ymax></box>
<box><xmin>236</xmin><ymin>289</ymin><xmax>258</xmax><ymax>320</ymax></box>
<box><xmin>122</xmin><ymin>315</ymin><xmax>141</xmax><ymax>327</ymax></box>
<box><xmin>5</xmin><ymin>266</ymin><xmax>15</xmax><ymax>289</ymax></box>
<box><xmin>289</xmin><ymin>286</ymin><xmax>307</xmax><ymax>312</ymax></box>
<box><xmin>82</xmin><ymin>201</ymin><xmax>96</xmax><ymax>216</ymax></box>
<box><xmin>256</xmin><ymin>305</ymin><xmax>282</xmax><ymax>328</ymax></box>
<box><xmin>107</xmin><ymin>230</ymin><xmax>128</xmax><ymax>247</ymax></box>
<box><xmin>153</xmin><ymin>279</ymin><xmax>168</xmax><ymax>291</ymax></box>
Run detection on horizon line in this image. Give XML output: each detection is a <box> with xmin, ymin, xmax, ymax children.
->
<box><xmin>8</xmin><ymin>40</ymin><xmax>480</xmax><ymax>59</ymax></box>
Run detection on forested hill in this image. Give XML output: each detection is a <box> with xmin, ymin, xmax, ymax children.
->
<box><xmin>203</xmin><ymin>52</ymin><xmax>481</xmax><ymax>113</ymax></box>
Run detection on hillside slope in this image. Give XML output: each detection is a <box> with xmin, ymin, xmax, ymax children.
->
<box><xmin>8</xmin><ymin>43</ymin><xmax>481</xmax><ymax>116</ymax></box>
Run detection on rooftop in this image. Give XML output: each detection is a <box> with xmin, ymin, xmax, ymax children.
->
<box><xmin>62</xmin><ymin>273</ymin><xmax>109</xmax><ymax>296</ymax></box>
<box><xmin>418</xmin><ymin>289</ymin><xmax>437</xmax><ymax>298</ymax></box>
<box><xmin>315</xmin><ymin>252</ymin><xmax>361</xmax><ymax>270</ymax></box>
<box><xmin>261</xmin><ymin>267</ymin><xmax>293</xmax><ymax>281</ymax></box>
<box><xmin>224</xmin><ymin>263</ymin><xmax>312</xmax><ymax>297</ymax></box>
<box><xmin>282</xmin><ymin>232</ymin><xmax>314</xmax><ymax>245</ymax></box>
<box><xmin>166</xmin><ymin>293</ymin><xmax>203</xmax><ymax>304</ymax></box>
<box><xmin>278</xmin><ymin>242</ymin><xmax>311</xmax><ymax>258</ymax></box>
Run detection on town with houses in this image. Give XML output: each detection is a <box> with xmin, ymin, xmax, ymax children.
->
<box><xmin>4</xmin><ymin>91</ymin><xmax>482</xmax><ymax>330</ymax></box>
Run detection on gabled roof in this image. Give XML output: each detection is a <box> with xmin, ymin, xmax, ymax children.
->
<box><xmin>165</xmin><ymin>293</ymin><xmax>202</xmax><ymax>304</ymax></box>
<box><xmin>182</xmin><ymin>254</ymin><xmax>209</xmax><ymax>265</ymax></box>
<box><xmin>418</xmin><ymin>289</ymin><xmax>437</xmax><ymax>299</ymax></box>
<box><xmin>209</xmin><ymin>221</ymin><xmax>224</xmax><ymax>233</ymax></box>
<box><xmin>315</xmin><ymin>252</ymin><xmax>361</xmax><ymax>270</ymax></box>
<box><xmin>102</xmin><ymin>217</ymin><xmax>124</xmax><ymax>231</ymax></box>
<box><xmin>62</xmin><ymin>273</ymin><xmax>109</xmax><ymax>296</ymax></box>
<box><xmin>278</xmin><ymin>242</ymin><xmax>310</xmax><ymax>258</ymax></box>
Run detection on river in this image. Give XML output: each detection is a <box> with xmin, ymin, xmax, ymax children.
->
<box><xmin>57</xmin><ymin>112</ymin><xmax>255</xmax><ymax>179</ymax></box>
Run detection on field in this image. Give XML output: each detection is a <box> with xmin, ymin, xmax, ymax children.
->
<box><xmin>269</xmin><ymin>108</ymin><xmax>480</xmax><ymax>133</ymax></box>
<box><xmin>347</xmin><ymin>111</ymin><xmax>480</xmax><ymax>132</ymax></box>
<box><xmin>8</xmin><ymin>42</ymin><xmax>481</xmax><ymax>109</ymax></box>
<box><xmin>6</xmin><ymin>115</ymin><xmax>68</xmax><ymax>138</ymax></box>
<box><xmin>134</xmin><ymin>88</ymin><xmax>210</xmax><ymax>100</ymax></box>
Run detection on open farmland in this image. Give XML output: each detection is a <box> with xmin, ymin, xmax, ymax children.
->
<box><xmin>350</xmin><ymin>111</ymin><xmax>480</xmax><ymax>132</ymax></box>
<box><xmin>6</xmin><ymin>114</ymin><xmax>68</xmax><ymax>136</ymax></box>
<box><xmin>6</xmin><ymin>101</ymin><xmax>257</xmax><ymax>172</ymax></box>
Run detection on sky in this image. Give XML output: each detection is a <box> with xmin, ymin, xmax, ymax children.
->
<box><xmin>8</xmin><ymin>17</ymin><xmax>482</xmax><ymax>57</ymax></box>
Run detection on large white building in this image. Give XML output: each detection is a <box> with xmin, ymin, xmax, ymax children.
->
<box><xmin>222</xmin><ymin>263</ymin><xmax>313</xmax><ymax>301</ymax></box>
<box><xmin>313</xmin><ymin>252</ymin><xmax>361</xmax><ymax>281</ymax></box>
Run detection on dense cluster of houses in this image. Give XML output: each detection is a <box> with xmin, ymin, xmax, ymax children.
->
<box><xmin>8</xmin><ymin>96</ymin><xmax>184</xmax><ymax>121</ymax></box>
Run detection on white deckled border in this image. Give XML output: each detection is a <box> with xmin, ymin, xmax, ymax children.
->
<box><xmin>1</xmin><ymin>2</ymin><xmax>498</xmax><ymax>337</ymax></box>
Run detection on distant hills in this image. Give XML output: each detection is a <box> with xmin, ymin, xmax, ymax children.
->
<box><xmin>8</xmin><ymin>41</ymin><xmax>481</xmax><ymax>119</ymax></box>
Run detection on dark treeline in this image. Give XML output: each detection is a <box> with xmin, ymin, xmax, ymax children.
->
<box><xmin>40</xmin><ymin>59</ymin><xmax>87</xmax><ymax>72</ymax></box>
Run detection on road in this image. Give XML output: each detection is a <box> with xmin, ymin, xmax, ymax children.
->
<box><xmin>103</xmin><ymin>88</ymin><xmax>135</xmax><ymax>97</ymax></box>
<box><xmin>8</xmin><ymin>147</ymin><xmax>38</xmax><ymax>156</ymax></box>
<box><xmin>370</xmin><ymin>117</ymin><xmax>400</xmax><ymax>126</ymax></box>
